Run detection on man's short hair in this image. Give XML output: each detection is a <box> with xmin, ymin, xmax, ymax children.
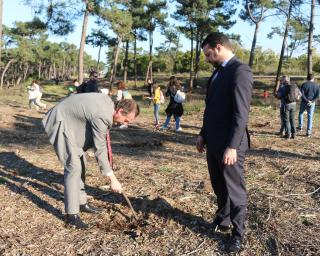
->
<box><xmin>116</xmin><ymin>80</ymin><xmax>126</xmax><ymax>90</ymax></box>
<box><xmin>307</xmin><ymin>73</ymin><xmax>314</xmax><ymax>81</ymax></box>
<box><xmin>281</xmin><ymin>75</ymin><xmax>290</xmax><ymax>83</ymax></box>
<box><xmin>90</xmin><ymin>71</ymin><xmax>98</xmax><ymax>78</ymax></box>
<box><xmin>201</xmin><ymin>32</ymin><xmax>232</xmax><ymax>50</ymax></box>
<box><xmin>115</xmin><ymin>99</ymin><xmax>140</xmax><ymax>117</ymax></box>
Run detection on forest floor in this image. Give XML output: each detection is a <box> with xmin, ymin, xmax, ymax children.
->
<box><xmin>0</xmin><ymin>83</ymin><xmax>319</xmax><ymax>255</ymax></box>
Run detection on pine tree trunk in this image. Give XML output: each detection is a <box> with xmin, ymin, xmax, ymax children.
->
<box><xmin>62</xmin><ymin>57</ymin><xmax>66</xmax><ymax>79</ymax></box>
<box><xmin>23</xmin><ymin>63</ymin><xmax>29</xmax><ymax>81</ymax></box>
<box><xmin>53</xmin><ymin>63</ymin><xmax>56</xmax><ymax>79</ymax></box>
<box><xmin>307</xmin><ymin>0</ymin><xmax>315</xmax><ymax>75</ymax></box>
<box><xmin>109</xmin><ymin>47</ymin><xmax>116</xmax><ymax>84</ymax></box>
<box><xmin>38</xmin><ymin>61</ymin><xmax>42</xmax><ymax>79</ymax></box>
<box><xmin>249</xmin><ymin>22</ymin><xmax>260</xmax><ymax>68</ymax></box>
<box><xmin>189</xmin><ymin>27</ymin><xmax>194</xmax><ymax>89</ymax></box>
<box><xmin>78</xmin><ymin>3</ymin><xmax>89</xmax><ymax>84</ymax></box>
<box><xmin>194</xmin><ymin>31</ymin><xmax>200</xmax><ymax>83</ymax></box>
<box><xmin>0</xmin><ymin>58</ymin><xmax>15</xmax><ymax>89</ymax></box>
<box><xmin>145</xmin><ymin>31</ymin><xmax>153</xmax><ymax>83</ymax></box>
<box><xmin>275</xmin><ymin>0</ymin><xmax>293</xmax><ymax>94</ymax></box>
<box><xmin>97</xmin><ymin>45</ymin><xmax>101</xmax><ymax>73</ymax></box>
<box><xmin>111</xmin><ymin>37</ymin><xmax>122</xmax><ymax>86</ymax></box>
<box><xmin>0</xmin><ymin>0</ymin><xmax>3</xmax><ymax>67</ymax></box>
<box><xmin>134</xmin><ymin>33</ymin><xmax>137</xmax><ymax>87</ymax></box>
<box><xmin>49</xmin><ymin>64</ymin><xmax>53</xmax><ymax>79</ymax></box>
<box><xmin>16</xmin><ymin>76</ymin><xmax>22</xmax><ymax>88</ymax></box>
<box><xmin>123</xmin><ymin>40</ymin><xmax>129</xmax><ymax>83</ymax></box>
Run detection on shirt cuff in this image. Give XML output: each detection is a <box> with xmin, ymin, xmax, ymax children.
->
<box><xmin>105</xmin><ymin>171</ymin><xmax>114</xmax><ymax>176</ymax></box>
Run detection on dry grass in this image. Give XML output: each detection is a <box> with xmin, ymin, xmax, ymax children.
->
<box><xmin>0</xmin><ymin>85</ymin><xmax>319</xmax><ymax>255</ymax></box>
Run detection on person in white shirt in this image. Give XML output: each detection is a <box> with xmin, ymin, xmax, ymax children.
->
<box><xmin>30</xmin><ymin>80</ymin><xmax>46</xmax><ymax>110</ymax></box>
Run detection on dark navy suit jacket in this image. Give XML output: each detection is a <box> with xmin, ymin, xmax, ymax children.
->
<box><xmin>200</xmin><ymin>57</ymin><xmax>253</xmax><ymax>151</ymax></box>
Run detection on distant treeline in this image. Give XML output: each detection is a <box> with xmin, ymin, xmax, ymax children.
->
<box><xmin>0</xmin><ymin>0</ymin><xmax>319</xmax><ymax>90</ymax></box>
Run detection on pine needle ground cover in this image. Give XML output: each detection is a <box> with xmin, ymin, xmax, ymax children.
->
<box><xmin>0</xmin><ymin>83</ymin><xmax>319</xmax><ymax>255</ymax></box>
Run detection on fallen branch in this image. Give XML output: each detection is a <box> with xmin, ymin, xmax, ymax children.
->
<box><xmin>182</xmin><ymin>240</ymin><xmax>206</xmax><ymax>256</ymax></box>
<box><xmin>264</xmin><ymin>186</ymin><xmax>320</xmax><ymax>199</ymax></box>
<box><xmin>265</xmin><ymin>197</ymin><xmax>272</xmax><ymax>222</ymax></box>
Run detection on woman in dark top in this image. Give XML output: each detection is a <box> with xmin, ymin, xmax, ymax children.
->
<box><xmin>161</xmin><ymin>76</ymin><xmax>184</xmax><ymax>132</ymax></box>
<box><xmin>147</xmin><ymin>79</ymin><xmax>153</xmax><ymax>97</ymax></box>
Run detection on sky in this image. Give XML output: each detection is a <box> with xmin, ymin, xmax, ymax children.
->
<box><xmin>3</xmin><ymin>0</ymin><xmax>320</xmax><ymax>63</ymax></box>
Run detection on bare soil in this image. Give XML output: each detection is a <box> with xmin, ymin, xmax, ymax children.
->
<box><xmin>0</xmin><ymin>87</ymin><xmax>319</xmax><ymax>255</ymax></box>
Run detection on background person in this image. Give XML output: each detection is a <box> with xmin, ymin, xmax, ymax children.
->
<box><xmin>147</xmin><ymin>78</ymin><xmax>153</xmax><ymax>98</ymax></box>
<box><xmin>161</xmin><ymin>76</ymin><xmax>184</xmax><ymax>132</ymax></box>
<box><xmin>116</xmin><ymin>80</ymin><xmax>132</xmax><ymax>101</ymax></box>
<box><xmin>196</xmin><ymin>32</ymin><xmax>253</xmax><ymax>253</ymax></box>
<box><xmin>276</xmin><ymin>76</ymin><xmax>288</xmax><ymax>136</ymax></box>
<box><xmin>29</xmin><ymin>80</ymin><xmax>46</xmax><ymax>110</ymax></box>
<box><xmin>151</xmin><ymin>81</ymin><xmax>162</xmax><ymax>129</ymax></box>
<box><xmin>277</xmin><ymin>77</ymin><xmax>301</xmax><ymax>139</ymax></box>
<box><xmin>42</xmin><ymin>94</ymin><xmax>140</xmax><ymax>229</ymax></box>
<box><xmin>77</xmin><ymin>71</ymin><xmax>100</xmax><ymax>93</ymax></box>
<box><xmin>67</xmin><ymin>79</ymin><xmax>79</xmax><ymax>95</ymax></box>
<box><xmin>115</xmin><ymin>81</ymin><xmax>132</xmax><ymax>128</ymax></box>
<box><xmin>297</xmin><ymin>73</ymin><xmax>319</xmax><ymax>137</ymax></box>
<box><xmin>27</xmin><ymin>84</ymin><xmax>38</xmax><ymax>110</ymax></box>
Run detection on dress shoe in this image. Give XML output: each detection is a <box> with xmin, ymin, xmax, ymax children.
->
<box><xmin>65</xmin><ymin>214</ymin><xmax>88</xmax><ymax>229</ymax></box>
<box><xmin>291</xmin><ymin>133</ymin><xmax>295</xmax><ymax>139</ymax></box>
<box><xmin>80</xmin><ymin>203</ymin><xmax>103</xmax><ymax>214</ymax></box>
<box><xmin>226</xmin><ymin>237</ymin><xmax>243</xmax><ymax>253</ymax></box>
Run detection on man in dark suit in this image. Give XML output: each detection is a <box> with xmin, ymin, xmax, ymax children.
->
<box><xmin>196</xmin><ymin>32</ymin><xmax>253</xmax><ymax>253</ymax></box>
<box><xmin>77</xmin><ymin>71</ymin><xmax>100</xmax><ymax>93</ymax></box>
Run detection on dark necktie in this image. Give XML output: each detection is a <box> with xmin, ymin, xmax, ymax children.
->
<box><xmin>206</xmin><ymin>65</ymin><xmax>223</xmax><ymax>103</ymax></box>
<box><xmin>212</xmin><ymin>64</ymin><xmax>223</xmax><ymax>81</ymax></box>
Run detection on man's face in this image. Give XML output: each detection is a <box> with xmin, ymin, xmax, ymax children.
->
<box><xmin>91</xmin><ymin>73</ymin><xmax>99</xmax><ymax>81</ymax></box>
<box><xmin>203</xmin><ymin>44</ymin><xmax>221</xmax><ymax>67</ymax></box>
<box><xmin>113</xmin><ymin>109</ymin><xmax>136</xmax><ymax>125</ymax></box>
<box><xmin>281</xmin><ymin>77</ymin><xmax>288</xmax><ymax>85</ymax></box>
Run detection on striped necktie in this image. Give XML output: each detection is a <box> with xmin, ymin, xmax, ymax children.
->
<box><xmin>106</xmin><ymin>129</ymin><xmax>113</xmax><ymax>169</ymax></box>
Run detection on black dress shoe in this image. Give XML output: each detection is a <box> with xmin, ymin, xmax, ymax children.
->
<box><xmin>226</xmin><ymin>237</ymin><xmax>243</xmax><ymax>253</ymax></box>
<box><xmin>80</xmin><ymin>203</ymin><xmax>103</xmax><ymax>214</ymax></box>
<box><xmin>65</xmin><ymin>214</ymin><xmax>89</xmax><ymax>229</ymax></box>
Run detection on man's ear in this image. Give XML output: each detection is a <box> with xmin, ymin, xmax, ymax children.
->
<box><xmin>115</xmin><ymin>108</ymin><xmax>123</xmax><ymax>115</ymax></box>
<box><xmin>216</xmin><ymin>44</ymin><xmax>221</xmax><ymax>52</ymax></box>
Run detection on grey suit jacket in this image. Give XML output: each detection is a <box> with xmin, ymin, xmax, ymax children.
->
<box><xmin>43</xmin><ymin>93</ymin><xmax>114</xmax><ymax>175</ymax></box>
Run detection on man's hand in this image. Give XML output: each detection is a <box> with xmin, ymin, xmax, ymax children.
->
<box><xmin>196</xmin><ymin>136</ymin><xmax>205</xmax><ymax>153</ymax></box>
<box><xmin>223</xmin><ymin>147</ymin><xmax>237</xmax><ymax>165</ymax></box>
<box><xmin>307</xmin><ymin>100</ymin><xmax>313</xmax><ymax>106</ymax></box>
<box><xmin>108</xmin><ymin>173</ymin><xmax>123</xmax><ymax>193</ymax></box>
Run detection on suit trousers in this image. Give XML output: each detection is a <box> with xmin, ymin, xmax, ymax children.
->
<box><xmin>206</xmin><ymin>137</ymin><xmax>248</xmax><ymax>239</ymax></box>
<box><xmin>64</xmin><ymin>155</ymin><xmax>87</xmax><ymax>214</ymax></box>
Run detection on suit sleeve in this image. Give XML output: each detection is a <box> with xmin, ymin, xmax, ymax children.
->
<box><xmin>228</xmin><ymin>64</ymin><xmax>253</xmax><ymax>149</ymax></box>
<box><xmin>199</xmin><ymin>75</ymin><xmax>214</xmax><ymax>141</ymax></box>
<box><xmin>91</xmin><ymin>118</ymin><xmax>113</xmax><ymax>176</ymax></box>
